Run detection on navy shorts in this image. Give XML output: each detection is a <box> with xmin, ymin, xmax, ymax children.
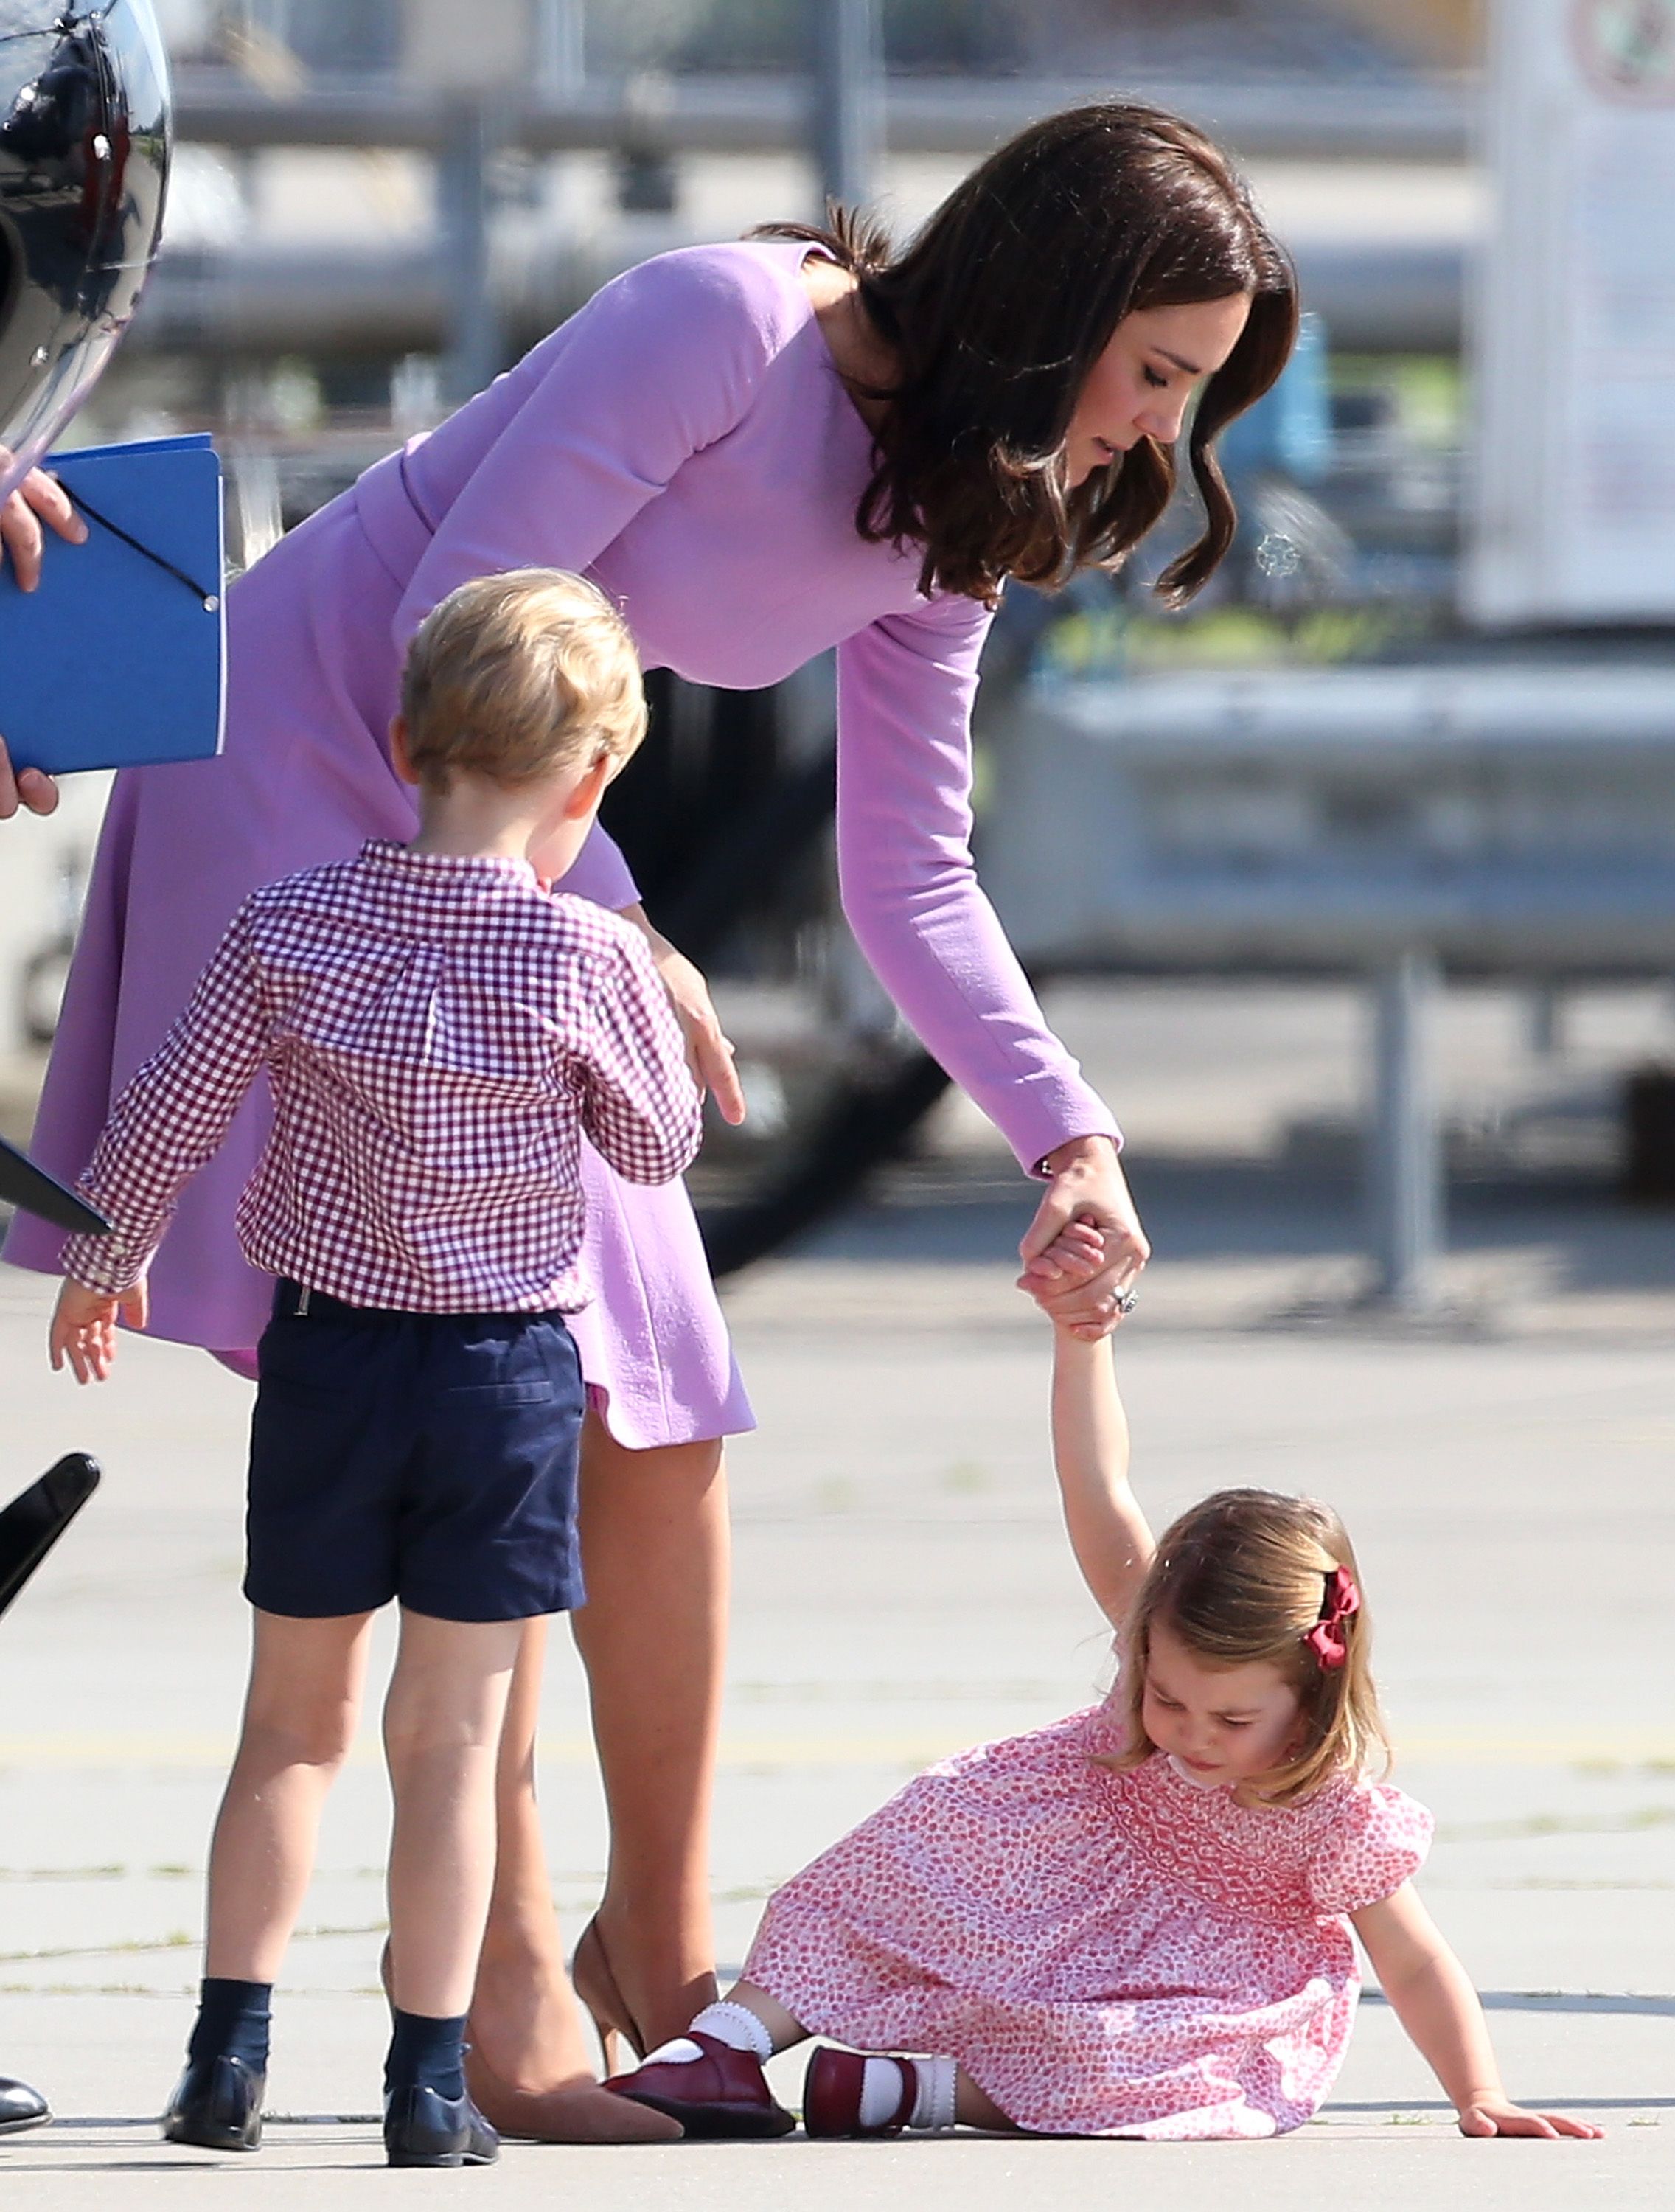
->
<box><xmin>245</xmin><ymin>1282</ymin><xmax>585</xmax><ymax>1623</ymax></box>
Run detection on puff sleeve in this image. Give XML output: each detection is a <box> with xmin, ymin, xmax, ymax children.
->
<box><xmin>1308</xmin><ymin>1783</ymin><xmax>1434</xmax><ymax>1916</ymax></box>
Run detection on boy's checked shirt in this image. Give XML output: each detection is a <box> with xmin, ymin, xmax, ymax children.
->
<box><xmin>61</xmin><ymin>841</ymin><xmax>703</xmax><ymax>1313</ymax></box>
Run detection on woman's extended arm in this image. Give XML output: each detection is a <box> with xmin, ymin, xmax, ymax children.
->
<box><xmin>835</xmin><ymin>600</ymin><xmax>1146</xmax><ymax>1327</ymax></box>
<box><xmin>1050</xmin><ymin>1321</ymin><xmax>1153</xmax><ymax>1630</ymax></box>
<box><xmin>1353</xmin><ymin>1886</ymin><xmax>1602</xmax><ymax>2140</ymax></box>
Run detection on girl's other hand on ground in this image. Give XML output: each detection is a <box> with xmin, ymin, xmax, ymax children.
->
<box><xmin>49</xmin><ymin>1276</ymin><xmax>148</xmax><ymax>1384</ymax></box>
<box><xmin>0</xmin><ymin>734</ymin><xmax>58</xmax><ymax>818</ymax></box>
<box><xmin>1457</xmin><ymin>2098</ymin><xmax>1603</xmax><ymax>2140</ymax></box>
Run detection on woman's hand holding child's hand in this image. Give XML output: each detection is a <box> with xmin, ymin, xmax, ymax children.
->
<box><xmin>49</xmin><ymin>1276</ymin><xmax>147</xmax><ymax>1383</ymax></box>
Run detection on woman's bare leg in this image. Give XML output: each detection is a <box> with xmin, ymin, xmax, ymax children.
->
<box><xmin>465</xmin><ymin>1414</ymin><xmax>726</xmax><ymax>2132</ymax></box>
<box><xmin>571</xmin><ymin>1419</ymin><xmax>728</xmax><ymax>2048</ymax></box>
<box><xmin>466</xmin><ymin>1617</ymin><xmax>678</xmax><ymax>2138</ymax></box>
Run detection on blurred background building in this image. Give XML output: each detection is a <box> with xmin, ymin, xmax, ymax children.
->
<box><xmin>10</xmin><ymin>0</ymin><xmax>1675</xmax><ymax>1318</ymax></box>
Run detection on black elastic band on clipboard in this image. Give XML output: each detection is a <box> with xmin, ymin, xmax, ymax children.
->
<box><xmin>68</xmin><ymin>490</ymin><xmax>220</xmax><ymax>611</ymax></box>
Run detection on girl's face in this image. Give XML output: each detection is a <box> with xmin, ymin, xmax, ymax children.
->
<box><xmin>1141</xmin><ymin>1621</ymin><xmax>1303</xmax><ymax>1787</ymax></box>
<box><xmin>1064</xmin><ymin>293</ymin><xmax>1253</xmax><ymax>487</ymax></box>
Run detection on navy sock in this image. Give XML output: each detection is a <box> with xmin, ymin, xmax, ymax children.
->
<box><xmin>384</xmin><ymin>2009</ymin><xmax>467</xmax><ymax>2104</ymax></box>
<box><xmin>187</xmin><ymin>1978</ymin><xmax>271</xmax><ymax>2073</ymax></box>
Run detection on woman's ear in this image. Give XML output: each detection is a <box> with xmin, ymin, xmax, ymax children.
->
<box><xmin>389</xmin><ymin>714</ymin><xmax>419</xmax><ymax>787</ymax></box>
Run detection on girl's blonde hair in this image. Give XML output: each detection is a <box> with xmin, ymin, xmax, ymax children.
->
<box><xmin>1109</xmin><ymin>1489</ymin><xmax>1390</xmax><ymax>1806</ymax></box>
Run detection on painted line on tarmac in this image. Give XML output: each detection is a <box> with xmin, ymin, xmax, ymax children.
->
<box><xmin>0</xmin><ymin>1730</ymin><xmax>1671</xmax><ymax>1770</ymax></box>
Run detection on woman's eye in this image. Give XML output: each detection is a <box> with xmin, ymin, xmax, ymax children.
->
<box><xmin>1143</xmin><ymin>366</ymin><xmax>1170</xmax><ymax>391</ymax></box>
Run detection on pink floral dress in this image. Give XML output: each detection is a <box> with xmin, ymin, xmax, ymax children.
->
<box><xmin>743</xmin><ymin>1705</ymin><xmax>1432</xmax><ymax>2140</ymax></box>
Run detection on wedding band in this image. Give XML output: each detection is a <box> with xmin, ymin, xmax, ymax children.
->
<box><xmin>1115</xmin><ymin>1287</ymin><xmax>1139</xmax><ymax>1318</ymax></box>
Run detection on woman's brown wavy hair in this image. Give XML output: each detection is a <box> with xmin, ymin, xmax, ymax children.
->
<box><xmin>756</xmin><ymin>101</ymin><xmax>1297</xmax><ymax>607</ymax></box>
<box><xmin>1107</xmin><ymin>1489</ymin><xmax>1390</xmax><ymax>1807</ymax></box>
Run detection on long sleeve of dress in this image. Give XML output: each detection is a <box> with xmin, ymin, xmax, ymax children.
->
<box><xmin>390</xmin><ymin>251</ymin><xmax>786</xmax><ymax>917</ymax></box>
<box><xmin>60</xmin><ymin>906</ymin><xmax>271</xmax><ymax>1294</ymax></box>
<box><xmin>835</xmin><ymin>596</ymin><xmax>1121</xmax><ymax>1174</ymax></box>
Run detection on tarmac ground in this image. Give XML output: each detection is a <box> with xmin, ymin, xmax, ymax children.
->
<box><xmin>1</xmin><ymin>981</ymin><xmax>1671</xmax><ymax>2206</ymax></box>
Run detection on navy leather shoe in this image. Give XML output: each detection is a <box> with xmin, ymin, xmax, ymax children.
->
<box><xmin>161</xmin><ymin>2054</ymin><xmax>264</xmax><ymax>2152</ymax></box>
<box><xmin>383</xmin><ymin>2084</ymin><xmax>499</xmax><ymax>2168</ymax></box>
<box><xmin>0</xmin><ymin>2076</ymin><xmax>49</xmax><ymax>2136</ymax></box>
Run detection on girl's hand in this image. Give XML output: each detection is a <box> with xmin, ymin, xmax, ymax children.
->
<box><xmin>49</xmin><ymin>1276</ymin><xmax>149</xmax><ymax>1384</ymax></box>
<box><xmin>2</xmin><ymin>467</ymin><xmax>87</xmax><ymax>592</ymax></box>
<box><xmin>0</xmin><ymin>733</ymin><xmax>58</xmax><ymax>818</ymax></box>
<box><xmin>1026</xmin><ymin>1219</ymin><xmax>1106</xmax><ymax>1294</ymax></box>
<box><xmin>1017</xmin><ymin>1136</ymin><xmax>1149</xmax><ymax>1340</ymax></box>
<box><xmin>1456</xmin><ymin>2098</ymin><xmax>1603</xmax><ymax>2141</ymax></box>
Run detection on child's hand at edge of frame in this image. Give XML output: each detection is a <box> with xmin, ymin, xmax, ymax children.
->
<box><xmin>49</xmin><ymin>1275</ymin><xmax>149</xmax><ymax>1385</ymax></box>
<box><xmin>1456</xmin><ymin>2096</ymin><xmax>1603</xmax><ymax>2140</ymax></box>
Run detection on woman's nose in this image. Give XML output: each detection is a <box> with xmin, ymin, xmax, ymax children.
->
<box><xmin>1136</xmin><ymin>396</ymin><xmax>1190</xmax><ymax>445</ymax></box>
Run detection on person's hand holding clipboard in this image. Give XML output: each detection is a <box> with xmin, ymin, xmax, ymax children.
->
<box><xmin>0</xmin><ymin>434</ymin><xmax>226</xmax><ymax>808</ymax></box>
<box><xmin>0</xmin><ymin>465</ymin><xmax>91</xmax><ymax>818</ymax></box>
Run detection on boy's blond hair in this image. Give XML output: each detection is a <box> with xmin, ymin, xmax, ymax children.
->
<box><xmin>400</xmin><ymin>568</ymin><xmax>647</xmax><ymax>791</ymax></box>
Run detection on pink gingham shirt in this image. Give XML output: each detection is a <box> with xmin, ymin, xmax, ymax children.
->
<box><xmin>61</xmin><ymin>841</ymin><xmax>702</xmax><ymax>1312</ymax></box>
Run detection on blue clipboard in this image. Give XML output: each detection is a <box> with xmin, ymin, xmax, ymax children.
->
<box><xmin>0</xmin><ymin>434</ymin><xmax>226</xmax><ymax>776</ymax></box>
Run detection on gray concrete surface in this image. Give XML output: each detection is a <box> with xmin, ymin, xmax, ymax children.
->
<box><xmin>1</xmin><ymin>982</ymin><xmax>1671</xmax><ymax>2203</ymax></box>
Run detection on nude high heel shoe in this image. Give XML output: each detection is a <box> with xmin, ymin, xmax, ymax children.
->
<box><xmin>570</xmin><ymin>1916</ymin><xmax>645</xmax><ymax>2076</ymax></box>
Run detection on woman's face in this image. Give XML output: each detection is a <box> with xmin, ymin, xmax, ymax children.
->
<box><xmin>1064</xmin><ymin>293</ymin><xmax>1253</xmax><ymax>487</ymax></box>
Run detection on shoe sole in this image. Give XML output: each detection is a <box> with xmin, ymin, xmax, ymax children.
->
<box><xmin>0</xmin><ymin>2112</ymin><xmax>50</xmax><ymax>2138</ymax></box>
<box><xmin>386</xmin><ymin>2145</ymin><xmax>498</xmax><ymax>2168</ymax></box>
<box><xmin>613</xmin><ymin>2090</ymin><xmax>795</xmax><ymax>2141</ymax></box>
<box><xmin>161</xmin><ymin>2124</ymin><xmax>261</xmax><ymax>2152</ymax></box>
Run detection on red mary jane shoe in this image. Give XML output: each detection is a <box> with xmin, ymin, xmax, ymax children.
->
<box><xmin>605</xmin><ymin>2032</ymin><xmax>795</xmax><ymax>2140</ymax></box>
<box><xmin>802</xmin><ymin>2045</ymin><xmax>921</xmax><ymax>2138</ymax></box>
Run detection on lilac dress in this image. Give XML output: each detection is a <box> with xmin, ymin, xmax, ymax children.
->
<box><xmin>8</xmin><ymin>241</ymin><xmax>1116</xmax><ymax>1448</ymax></box>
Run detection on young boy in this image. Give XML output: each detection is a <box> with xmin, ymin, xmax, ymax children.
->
<box><xmin>49</xmin><ymin>569</ymin><xmax>701</xmax><ymax>2169</ymax></box>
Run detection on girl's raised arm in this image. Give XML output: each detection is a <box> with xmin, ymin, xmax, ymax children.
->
<box><xmin>1352</xmin><ymin>1886</ymin><xmax>1601</xmax><ymax>2140</ymax></box>
<box><xmin>1050</xmin><ymin>1326</ymin><xmax>1154</xmax><ymax>1631</ymax></box>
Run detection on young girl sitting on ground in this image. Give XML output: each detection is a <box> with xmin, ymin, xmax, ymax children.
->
<box><xmin>609</xmin><ymin>1227</ymin><xmax>1600</xmax><ymax>2144</ymax></box>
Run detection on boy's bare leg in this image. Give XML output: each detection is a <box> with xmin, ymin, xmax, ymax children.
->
<box><xmin>204</xmin><ymin>1610</ymin><xmax>374</xmax><ymax>1980</ymax></box>
<box><xmin>383</xmin><ymin>1609</ymin><xmax>523</xmax><ymax>2018</ymax></box>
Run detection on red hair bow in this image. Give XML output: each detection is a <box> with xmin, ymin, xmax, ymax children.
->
<box><xmin>1304</xmin><ymin>1568</ymin><xmax>1360</xmax><ymax>1671</ymax></box>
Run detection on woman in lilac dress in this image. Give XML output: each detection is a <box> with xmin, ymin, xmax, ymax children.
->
<box><xmin>9</xmin><ymin>103</ymin><xmax>1295</xmax><ymax>2134</ymax></box>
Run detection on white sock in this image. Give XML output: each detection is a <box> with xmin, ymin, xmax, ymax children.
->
<box><xmin>853</xmin><ymin>2053</ymin><xmax>958</xmax><ymax>2132</ymax></box>
<box><xmin>857</xmin><ymin>2058</ymin><xmax>910</xmax><ymax>2129</ymax></box>
<box><xmin>909</xmin><ymin>2055</ymin><xmax>958</xmax><ymax>2132</ymax></box>
<box><xmin>686</xmin><ymin>2000</ymin><xmax>774</xmax><ymax>2062</ymax></box>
